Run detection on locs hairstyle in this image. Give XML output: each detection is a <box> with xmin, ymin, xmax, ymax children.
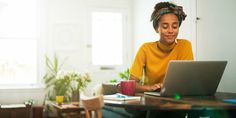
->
<box><xmin>150</xmin><ymin>2</ymin><xmax>187</xmax><ymax>30</ymax></box>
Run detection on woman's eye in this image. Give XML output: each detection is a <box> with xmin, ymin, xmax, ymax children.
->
<box><xmin>162</xmin><ymin>24</ymin><xmax>168</xmax><ymax>29</ymax></box>
<box><xmin>172</xmin><ymin>24</ymin><xmax>179</xmax><ymax>29</ymax></box>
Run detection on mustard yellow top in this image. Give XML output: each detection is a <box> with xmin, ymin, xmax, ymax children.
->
<box><xmin>130</xmin><ymin>39</ymin><xmax>194</xmax><ymax>85</ymax></box>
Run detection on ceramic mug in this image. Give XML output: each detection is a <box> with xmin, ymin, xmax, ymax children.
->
<box><xmin>117</xmin><ymin>80</ymin><xmax>136</xmax><ymax>96</ymax></box>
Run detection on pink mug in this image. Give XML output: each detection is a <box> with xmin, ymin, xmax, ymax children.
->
<box><xmin>117</xmin><ymin>80</ymin><xmax>136</xmax><ymax>96</ymax></box>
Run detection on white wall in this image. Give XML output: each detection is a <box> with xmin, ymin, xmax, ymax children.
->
<box><xmin>197</xmin><ymin>0</ymin><xmax>236</xmax><ymax>92</ymax></box>
<box><xmin>133</xmin><ymin>0</ymin><xmax>157</xmax><ymax>54</ymax></box>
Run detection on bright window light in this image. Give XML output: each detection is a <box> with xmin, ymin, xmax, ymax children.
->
<box><xmin>0</xmin><ymin>39</ymin><xmax>37</xmax><ymax>85</ymax></box>
<box><xmin>91</xmin><ymin>11</ymin><xmax>123</xmax><ymax>66</ymax></box>
<box><xmin>0</xmin><ymin>0</ymin><xmax>38</xmax><ymax>86</ymax></box>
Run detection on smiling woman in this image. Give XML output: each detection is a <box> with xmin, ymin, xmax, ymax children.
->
<box><xmin>130</xmin><ymin>1</ymin><xmax>193</xmax><ymax>93</ymax></box>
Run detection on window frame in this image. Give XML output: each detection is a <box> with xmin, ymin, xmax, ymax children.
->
<box><xmin>0</xmin><ymin>0</ymin><xmax>42</xmax><ymax>88</ymax></box>
<box><xmin>87</xmin><ymin>7</ymin><xmax>132</xmax><ymax>72</ymax></box>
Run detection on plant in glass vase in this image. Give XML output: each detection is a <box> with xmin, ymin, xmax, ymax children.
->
<box><xmin>69</xmin><ymin>72</ymin><xmax>91</xmax><ymax>102</ymax></box>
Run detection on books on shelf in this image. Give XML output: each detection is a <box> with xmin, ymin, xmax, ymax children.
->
<box><xmin>104</xmin><ymin>93</ymin><xmax>141</xmax><ymax>101</ymax></box>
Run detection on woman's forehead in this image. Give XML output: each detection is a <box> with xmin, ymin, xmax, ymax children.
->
<box><xmin>159</xmin><ymin>13</ymin><xmax>179</xmax><ymax>23</ymax></box>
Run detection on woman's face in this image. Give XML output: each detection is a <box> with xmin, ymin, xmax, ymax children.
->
<box><xmin>156</xmin><ymin>13</ymin><xmax>179</xmax><ymax>45</ymax></box>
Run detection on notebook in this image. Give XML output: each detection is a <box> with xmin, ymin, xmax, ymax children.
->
<box><xmin>144</xmin><ymin>60</ymin><xmax>227</xmax><ymax>97</ymax></box>
<box><xmin>104</xmin><ymin>93</ymin><xmax>141</xmax><ymax>101</ymax></box>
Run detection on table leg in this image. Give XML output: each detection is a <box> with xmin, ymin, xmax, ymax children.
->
<box><xmin>145</xmin><ymin>110</ymin><xmax>151</xmax><ymax>118</ymax></box>
<box><xmin>57</xmin><ymin>110</ymin><xmax>63</xmax><ymax>118</ymax></box>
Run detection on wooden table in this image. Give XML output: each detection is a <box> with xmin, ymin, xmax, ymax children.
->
<box><xmin>51</xmin><ymin>102</ymin><xmax>85</xmax><ymax>118</ymax></box>
<box><xmin>104</xmin><ymin>92</ymin><xmax>236</xmax><ymax>117</ymax></box>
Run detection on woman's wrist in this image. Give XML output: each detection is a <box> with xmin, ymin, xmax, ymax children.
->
<box><xmin>135</xmin><ymin>83</ymin><xmax>162</xmax><ymax>92</ymax></box>
<box><xmin>130</xmin><ymin>74</ymin><xmax>155</xmax><ymax>92</ymax></box>
<box><xmin>135</xmin><ymin>84</ymin><xmax>153</xmax><ymax>92</ymax></box>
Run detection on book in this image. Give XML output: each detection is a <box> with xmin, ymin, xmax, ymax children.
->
<box><xmin>104</xmin><ymin>93</ymin><xmax>141</xmax><ymax>101</ymax></box>
<box><xmin>223</xmin><ymin>99</ymin><xmax>236</xmax><ymax>104</ymax></box>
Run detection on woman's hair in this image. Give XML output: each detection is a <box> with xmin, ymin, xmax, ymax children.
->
<box><xmin>150</xmin><ymin>2</ymin><xmax>187</xmax><ymax>30</ymax></box>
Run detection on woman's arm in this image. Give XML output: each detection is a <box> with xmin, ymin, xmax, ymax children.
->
<box><xmin>130</xmin><ymin>75</ymin><xmax>162</xmax><ymax>92</ymax></box>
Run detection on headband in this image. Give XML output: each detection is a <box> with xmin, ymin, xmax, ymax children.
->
<box><xmin>151</xmin><ymin>5</ymin><xmax>187</xmax><ymax>29</ymax></box>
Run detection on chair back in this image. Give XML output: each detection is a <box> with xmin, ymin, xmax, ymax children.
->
<box><xmin>81</xmin><ymin>95</ymin><xmax>104</xmax><ymax>118</ymax></box>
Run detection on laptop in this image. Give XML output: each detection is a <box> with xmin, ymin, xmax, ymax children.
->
<box><xmin>144</xmin><ymin>60</ymin><xmax>227</xmax><ymax>97</ymax></box>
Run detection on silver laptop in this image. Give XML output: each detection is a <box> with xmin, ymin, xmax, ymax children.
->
<box><xmin>144</xmin><ymin>60</ymin><xmax>227</xmax><ymax>97</ymax></box>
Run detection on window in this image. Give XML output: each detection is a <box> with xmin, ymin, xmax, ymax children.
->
<box><xmin>0</xmin><ymin>0</ymin><xmax>38</xmax><ymax>87</ymax></box>
<box><xmin>91</xmin><ymin>11</ymin><xmax>124</xmax><ymax>66</ymax></box>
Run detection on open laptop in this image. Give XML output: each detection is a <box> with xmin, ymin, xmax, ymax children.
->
<box><xmin>144</xmin><ymin>60</ymin><xmax>227</xmax><ymax>97</ymax></box>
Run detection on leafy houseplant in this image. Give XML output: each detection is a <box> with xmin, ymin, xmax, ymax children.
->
<box><xmin>96</xmin><ymin>69</ymin><xmax>130</xmax><ymax>95</ymax></box>
<box><xmin>43</xmin><ymin>55</ymin><xmax>91</xmax><ymax>111</ymax></box>
<box><xmin>118</xmin><ymin>68</ymin><xmax>130</xmax><ymax>80</ymax></box>
<box><xmin>109</xmin><ymin>68</ymin><xmax>130</xmax><ymax>83</ymax></box>
<box><xmin>58</xmin><ymin>71</ymin><xmax>91</xmax><ymax>101</ymax></box>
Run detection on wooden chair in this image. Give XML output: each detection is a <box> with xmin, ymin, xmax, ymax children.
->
<box><xmin>81</xmin><ymin>95</ymin><xmax>104</xmax><ymax>118</ymax></box>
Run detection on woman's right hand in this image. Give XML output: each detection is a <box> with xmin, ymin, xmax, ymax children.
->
<box><xmin>147</xmin><ymin>83</ymin><xmax>163</xmax><ymax>91</ymax></box>
<box><xmin>130</xmin><ymin>74</ymin><xmax>163</xmax><ymax>92</ymax></box>
<box><xmin>135</xmin><ymin>83</ymin><xmax>163</xmax><ymax>92</ymax></box>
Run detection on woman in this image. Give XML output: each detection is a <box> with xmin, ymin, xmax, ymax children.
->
<box><xmin>130</xmin><ymin>2</ymin><xmax>194</xmax><ymax>93</ymax></box>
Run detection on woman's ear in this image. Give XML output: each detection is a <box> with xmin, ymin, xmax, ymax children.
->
<box><xmin>155</xmin><ymin>27</ymin><xmax>159</xmax><ymax>33</ymax></box>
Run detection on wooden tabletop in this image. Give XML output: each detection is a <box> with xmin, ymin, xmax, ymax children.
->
<box><xmin>51</xmin><ymin>102</ymin><xmax>84</xmax><ymax>113</ymax></box>
<box><xmin>104</xmin><ymin>92</ymin><xmax>236</xmax><ymax>111</ymax></box>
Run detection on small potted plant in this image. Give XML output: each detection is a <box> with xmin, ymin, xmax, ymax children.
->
<box><xmin>97</xmin><ymin>68</ymin><xmax>130</xmax><ymax>95</ymax></box>
<box><xmin>43</xmin><ymin>54</ymin><xmax>91</xmax><ymax>112</ymax></box>
<box><xmin>109</xmin><ymin>68</ymin><xmax>130</xmax><ymax>83</ymax></box>
<box><xmin>69</xmin><ymin>72</ymin><xmax>91</xmax><ymax>102</ymax></box>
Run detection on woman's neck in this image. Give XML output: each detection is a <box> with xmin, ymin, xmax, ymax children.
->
<box><xmin>157</xmin><ymin>40</ymin><xmax>176</xmax><ymax>52</ymax></box>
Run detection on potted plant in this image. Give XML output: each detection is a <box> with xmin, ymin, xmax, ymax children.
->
<box><xmin>55</xmin><ymin>71</ymin><xmax>91</xmax><ymax>102</ymax></box>
<box><xmin>95</xmin><ymin>69</ymin><xmax>130</xmax><ymax>95</ymax></box>
<box><xmin>118</xmin><ymin>68</ymin><xmax>130</xmax><ymax>80</ymax></box>
<box><xmin>69</xmin><ymin>72</ymin><xmax>91</xmax><ymax>102</ymax></box>
<box><xmin>43</xmin><ymin>54</ymin><xmax>91</xmax><ymax>112</ymax></box>
<box><xmin>109</xmin><ymin>68</ymin><xmax>130</xmax><ymax>83</ymax></box>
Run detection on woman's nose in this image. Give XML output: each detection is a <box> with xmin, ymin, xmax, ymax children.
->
<box><xmin>167</xmin><ymin>27</ymin><xmax>174</xmax><ymax>33</ymax></box>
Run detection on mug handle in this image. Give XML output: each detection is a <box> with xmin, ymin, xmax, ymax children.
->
<box><xmin>116</xmin><ymin>83</ymin><xmax>121</xmax><ymax>93</ymax></box>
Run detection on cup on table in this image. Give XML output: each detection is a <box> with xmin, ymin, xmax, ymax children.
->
<box><xmin>56</xmin><ymin>96</ymin><xmax>64</xmax><ymax>105</ymax></box>
<box><xmin>117</xmin><ymin>80</ymin><xmax>136</xmax><ymax>96</ymax></box>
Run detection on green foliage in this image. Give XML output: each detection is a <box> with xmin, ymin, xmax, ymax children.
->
<box><xmin>43</xmin><ymin>54</ymin><xmax>91</xmax><ymax>107</ymax></box>
<box><xmin>109</xmin><ymin>79</ymin><xmax>118</xmax><ymax>83</ymax></box>
<box><xmin>119</xmin><ymin>68</ymin><xmax>130</xmax><ymax>80</ymax></box>
<box><xmin>68</xmin><ymin>72</ymin><xmax>91</xmax><ymax>91</ymax></box>
<box><xmin>109</xmin><ymin>68</ymin><xmax>130</xmax><ymax>83</ymax></box>
<box><xmin>43</xmin><ymin>54</ymin><xmax>68</xmax><ymax>103</ymax></box>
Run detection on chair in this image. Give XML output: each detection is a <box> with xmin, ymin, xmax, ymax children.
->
<box><xmin>81</xmin><ymin>95</ymin><xmax>104</xmax><ymax>118</ymax></box>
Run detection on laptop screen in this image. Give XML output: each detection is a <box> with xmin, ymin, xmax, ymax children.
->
<box><xmin>145</xmin><ymin>61</ymin><xmax>227</xmax><ymax>97</ymax></box>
